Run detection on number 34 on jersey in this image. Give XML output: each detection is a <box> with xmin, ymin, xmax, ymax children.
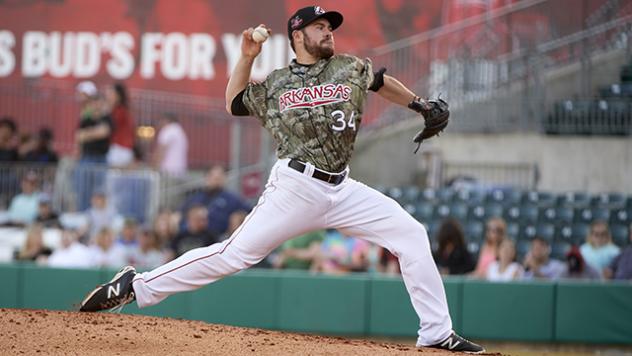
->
<box><xmin>330</xmin><ymin>110</ymin><xmax>356</xmax><ymax>132</ymax></box>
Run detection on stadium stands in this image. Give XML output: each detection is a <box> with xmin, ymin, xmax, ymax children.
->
<box><xmin>384</xmin><ymin>186</ymin><xmax>631</xmax><ymax>260</ymax></box>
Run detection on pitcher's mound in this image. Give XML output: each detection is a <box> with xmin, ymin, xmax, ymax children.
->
<box><xmin>0</xmin><ymin>308</ymin><xmax>493</xmax><ymax>355</ymax></box>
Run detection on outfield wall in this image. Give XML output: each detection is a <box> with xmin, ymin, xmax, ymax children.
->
<box><xmin>2</xmin><ymin>264</ymin><xmax>631</xmax><ymax>344</ymax></box>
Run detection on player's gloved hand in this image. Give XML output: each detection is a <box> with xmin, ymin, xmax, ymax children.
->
<box><xmin>408</xmin><ymin>96</ymin><xmax>450</xmax><ymax>153</ymax></box>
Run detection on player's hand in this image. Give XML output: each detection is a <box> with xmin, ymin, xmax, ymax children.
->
<box><xmin>241</xmin><ymin>24</ymin><xmax>270</xmax><ymax>59</ymax></box>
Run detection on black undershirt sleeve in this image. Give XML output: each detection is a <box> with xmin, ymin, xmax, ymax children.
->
<box><xmin>368</xmin><ymin>67</ymin><xmax>387</xmax><ymax>92</ymax></box>
<box><xmin>230</xmin><ymin>89</ymin><xmax>249</xmax><ymax>116</ymax></box>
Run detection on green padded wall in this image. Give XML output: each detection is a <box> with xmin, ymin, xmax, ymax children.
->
<box><xmin>189</xmin><ymin>270</ymin><xmax>280</xmax><ymax>329</ymax></box>
<box><xmin>0</xmin><ymin>263</ymin><xmax>22</xmax><ymax>308</ymax></box>
<box><xmin>556</xmin><ymin>281</ymin><xmax>632</xmax><ymax>344</ymax></box>
<box><xmin>368</xmin><ymin>276</ymin><xmax>463</xmax><ymax>337</ymax></box>
<box><xmin>21</xmin><ymin>265</ymin><xmax>102</xmax><ymax>310</ymax></box>
<box><xmin>277</xmin><ymin>271</ymin><xmax>368</xmax><ymax>334</ymax></box>
<box><xmin>462</xmin><ymin>280</ymin><xmax>555</xmax><ymax>341</ymax></box>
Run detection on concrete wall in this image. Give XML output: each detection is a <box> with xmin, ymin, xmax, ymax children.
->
<box><xmin>352</xmin><ymin>129</ymin><xmax>632</xmax><ymax>193</ymax></box>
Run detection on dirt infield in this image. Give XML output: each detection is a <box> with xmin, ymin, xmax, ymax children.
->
<box><xmin>0</xmin><ymin>308</ymin><xmax>500</xmax><ymax>355</ymax></box>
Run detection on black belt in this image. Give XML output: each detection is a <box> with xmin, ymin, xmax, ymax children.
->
<box><xmin>288</xmin><ymin>159</ymin><xmax>347</xmax><ymax>185</ymax></box>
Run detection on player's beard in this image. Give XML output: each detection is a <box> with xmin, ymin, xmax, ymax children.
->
<box><xmin>302</xmin><ymin>32</ymin><xmax>334</xmax><ymax>59</ymax></box>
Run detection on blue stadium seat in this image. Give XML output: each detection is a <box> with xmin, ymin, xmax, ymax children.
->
<box><xmin>611</xmin><ymin>224</ymin><xmax>630</xmax><ymax>247</ymax></box>
<box><xmin>558</xmin><ymin>192</ymin><xmax>591</xmax><ymax>208</ymax></box>
<box><xmin>436</xmin><ymin>204</ymin><xmax>451</xmax><ymax>219</ymax></box>
<box><xmin>591</xmin><ymin>207</ymin><xmax>611</xmax><ymax>222</ymax></box>
<box><xmin>555</xmin><ymin>206</ymin><xmax>575</xmax><ymax>224</ymax></box>
<box><xmin>387</xmin><ymin>187</ymin><xmax>404</xmax><ymax>202</ymax></box>
<box><xmin>421</xmin><ymin>188</ymin><xmax>437</xmax><ymax>203</ymax></box>
<box><xmin>505</xmin><ymin>205</ymin><xmax>521</xmax><ymax>222</ymax></box>
<box><xmin>592</xmin><ymin>192</ymin><xmax>626</xmax><ymax>209</ymax></box>
<box><xmin>536</xmin><ymin>223</ymin><xmax>556</xmax><ymax>242</ymax></box>
<box><xmin>525</xmin><ymin>191</ymin><xmax>556</xmax><ymax>207</ymax></box>
<box><xmin>448</xmin><ymin>202</ymin><xmax>469</xmax><ymax>221</ymax></box>
<box><xmin>403</xmin><ymin>203</ymin><xmax>416</xmax><ymax>216</ymax></box>
<box><xmin>402</xmin><ymin>186</ymin><xmax>421</xmax><ymax>204</ymax></box>
<box><xmin>503</xmin><ymin>190</ymin><xmax>526</xmax><ymax>206</ymax></box>
<box><xmin>520</xmin><ymin>204</ymin><xmax>539</xmax><ymax>223</ymax></box>
<box><xmin>539</xmin><ymin>207</ymin><xmax>557</xmax><ymax>223</ymax></box>
<box><xmin>467</xmin><ymin>241</ymin><xmax>481</xmax><ymax>257</ymax></box>
<box><xmin>465</xmin><ymin>220</ymin><xmax>485</xmax><ymax>243</ymax></box>
<box><xmin>521</xmin><ymin>223</ymin><xmax>537</xmax><ymax>240</ymax></box>
<box><xmin>437</xmin><ymin>188</ymin><xmax>455</xmax><ymax>203</ymax></box>
<box><xmin>610</xmin><ymin>208</ymin><xmax>630</xmax><ymax>225</ymax></box>
<box><xmin>415</xmin><ymin>202</ymin><xmax>435</xmax><ymax>222</ymax></box>
<box><xmin>507</xmin><ymin>222</ymin><xmax>520</xmax><ymax>240</ymax></box>
<box><xmin>455</xmin><ymin>189</ymin><xmax>486</xmax><ymax>205</ymax></box>
<box><xmin>571</xmin><ymin>223</ymin><xmax>590</xmax><ymax>245</ymax></box>
<box><xmin>484</xmin><ymin>203</ymin><xmax>504</xmax><ymax>219</ymax></box>
<box><xmin>557</xmin><ymin>225</ymin><xmax>574</xmax><ymax>243</ymax></box>
<box><xmin>516</xmin><ymin>238</ymin><xmax>531</xmax><ymax>259</ymax></box>
<box><xmin>470</xmin><ymin>205</ymin><xmax>486</xmax><ymax>220</ymax></box>
<box><xmin>551</xmin><ymin>241</ymin><xmax>571</xmax><ymax>260</ymax></box>
<box><xmin>575</xmin><ymin>208</ymin><xmax>594</xmax><ymax>224</ymax></box>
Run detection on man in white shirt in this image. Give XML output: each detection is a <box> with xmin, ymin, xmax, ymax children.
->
<box><xmin>154</xmin><ymin>113</ymin><xmax>188</xmax><ymax>176</ymax></box>
<box><xmin>47</xmin><ymin>229</ymin><xmax>92</xmax><ymax>268</ymax></box>
<box><xmin>8</xmin><ymin>171</ymin><xmax>41</xmax><ymax>225</ymax></box>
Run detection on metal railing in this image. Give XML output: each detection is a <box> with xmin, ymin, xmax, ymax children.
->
<box><xmin>362</xmin><ymin>0</ymin><xmax>632</xmax><ymax>133</ymax></box>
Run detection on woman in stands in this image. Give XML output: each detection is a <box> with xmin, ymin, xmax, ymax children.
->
<box><xmin>472</xmin><ymin>217</ymin><xmax>507</xmax><ymax>278</ymax></box>
<box><xmin>486</xmin><ymin>239</ymin><xmax>523</xmax><ymax>281</ymax></box>
<box><xmin>433</xmin><ymin>218</ymin><xmax>474</xmax><ymax>275</ymax></box>
<box><xmin>580</xmin><ymin>220</ymin><xmax>620</xmax><ymax>277</ymax></box>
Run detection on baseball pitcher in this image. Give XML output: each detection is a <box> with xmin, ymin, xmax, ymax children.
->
<box><xmin>80</xmin><ymin>5</ymin><xmax>482</xmax><ymax>354</ymax></box>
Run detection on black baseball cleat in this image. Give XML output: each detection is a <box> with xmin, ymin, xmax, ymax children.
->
<box><xmin>428</xmin><ymin>331</ymin><xmax>485</xmax><ymax>354</ymax></box>
<box><xmin>79</xmin><ymin>266</ymin><xmax>137</xmax><ymax>313</ymax></box>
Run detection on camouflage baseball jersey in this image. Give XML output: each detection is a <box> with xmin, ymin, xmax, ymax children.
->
<box><xmin>242</xmin><ymin>54</ymin><xmax>374</xmax><ymax>173</ymax></box>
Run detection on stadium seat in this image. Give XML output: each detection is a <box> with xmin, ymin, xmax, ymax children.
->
<box><xmin>520</xmin><ymin>204</ymin><xmax>539</xmax><ymax>223</ymax></box>
<box><xmin>484</xmin><ymin>203</ymin><xmax>504</xmax><ymax>219</ymax></box>
<box><xmin>448</xmin><ymin>202</ymin><xmax>469</xmax><ymax>221</ymax></box>
<box><xmin>555</xmin><ymin>206</ymin><xmax>575</xmax><ymax>224</ymax></box>
<box><xmin>421</xmin><ymin>188</ymin><xmax>437</xmax><ymax>202</ymax></box>
<box><xmin>557</xmin><ymin>225</ymin><xmax>574</xmax><ymax>243</ymax></box>
<box><xmin>467</xmin><ymin>241</ymin><xmax>481</xmax><ymax>256</ymax></box>
<box><xmin>387</xmin><ymin>187</ymin><xmax>404</xmax><ymax>202</ymax></box>
<box><xmin>558</xmin><ymin>192</ymin><xmax>591</xmax><ymax>208</ymax></box>
<box><xmin>455</xmin><ymin>189</ymin><xmax>486</xmax><ymax>205</ymax></box>
<box><xmin>610</xmin><ymin>208</ymin><xmax>630</xmax><ymax>225</ymax></box>
<box><xmin>591</xmin><ymin>192</ymin><xmax>626</xmax><ymax>209</ymax></box>
<box><xmin>536</xmin><ymin>223</ymin><xmax>556</xmax><ymax>242</ymax></box>
<box><xmin>403</xmin><ymin>203</ymin><xmax>416</xmax><ymax>216</ymax></box>
<box><xmin>402</xmin><ymin>186</ymin><xmax>421</xmax><ymax>204</ymax></box>
<box><xmin>507</xmin><ymin>222</ymin><xmax>520</xmax><ymax>240</ymax></box>
<box><xmin>465</xmin><ymin>220</ymin><xmax>485</xmax><ymax>243</ymax></box>
<box><xmin>521</xmin><ymin>223</ymin><xmax>537</xmax><ymax>240</ymax></box>
<box><xmin>571</xmin><ymin>223</ymin><xmax>590</xmax><ymax>245</ymax></box>
<box><xmin>436</xmin><ymin>204</ymin><xmax>451</xmax><ymax>219</ymax></box>
<box><xmin>551</xmin><ymin>241</ymin><xmax>571</xmax><ymax>260</ymax></box>
<box><xmin>516</xmin><ymin>238</ymin><xmax>531</xmax><ymax>259</ymax></box>
<box><xmin>591</xmin><ymin>207</ymin><xmax>611</xmax><ymax>222</ymax></box>
<box><xmin>539</xmin><ymin>207</ymin><xmax>557</xmax><ymax>223</ymax></box>
<box><xmin>525</xmin><ymin>191</ymin><xmax>556</xmax><ymax>207</ymax></box>
<box><xmin>415</xmin><ymin>202</ymin><xmax>435</xmax><ymax>222</ymax></box>
<box><xmin>437</xmin><ymin>188</ymin><xmax>455</xmax><ymax>203</ymax></box>
<box><xmin>503</xmin><ymin>190</ymin><xmax>526</xmax><ymax>206</ymax></box>
<box><xmin>610</xmin><ymin>224</ymin><xmax>630</xmax><ymax>247</ymax></box>
<box><xmin>505</xmin><ymin>205</ymin><xmax>521</xmax><ymax>222</ymax></box>
<box><xmin>575</xmin><ymin>208</ymin><xmax>594</xmax><ymax>224</ymax></box>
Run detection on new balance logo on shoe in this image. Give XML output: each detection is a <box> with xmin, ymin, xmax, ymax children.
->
<box><xmin>441</xmin><ymin>337</ymin><xmax>461</xmax><ymax>350</ymax></box>
<box><xmin>107</xmin><ymin>284</ymin><xmax>120</xmax><ymax>299</ymax></box>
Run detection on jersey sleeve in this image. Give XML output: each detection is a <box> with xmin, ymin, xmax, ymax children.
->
<box><xmin>354</xmin><ymin>56</ymin><xmax>374</xmax><ymax>93</ymax></box>
<box><xmin>242</xmin><ymin>81</ymin><xmax>268</xmax><ymax>120</ymax></box>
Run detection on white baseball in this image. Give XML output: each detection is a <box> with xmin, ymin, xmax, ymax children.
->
<box><xmin>252</xmin><ymin>26</ymin><xmax>269</xmax><ymax>43</ymax></box>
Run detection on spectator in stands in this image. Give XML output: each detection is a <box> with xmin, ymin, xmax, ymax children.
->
<box><xmin>153</xmin><ymin>208</ymin><xmax>179</xmax><ymax>247</ymax></box>
<box><xmin>115</xmin><ymin>218</ymin><xmax>139</xmax><ymax>261</ymax></box>
<box><xmin>87</xmin><ymin>227</ymin><xmax>127</xmax><ymax>268</ymax></box>
<box><xmin>180</xmin><ymin>165</ymin><xmax>250</xmax><ymax>236</ymax></box>
<box><xmin>130</xmin><ymin>229</ymin><xmax>167</xmax><ymax>270</ymax></box>
<box><xmin>522</xmin><ymin>237</ymin><xmax>566</xmax><ymax>280</ymax></box>
<box><xmin>168</xmin><ymin>205</ymin><xmax>218</xmax><ymax>259</ymax></box>
<box><xmin>311</xmin><ymin>229</ymin><xmax>372</xmax><ymax>274</ymax></box>
<box><xmin>561</xmin><ymin>246</ymin><xmax>600</xmax><ymax>280</ymax></box>
<box><xmin>74</xmin><ymin>81</ymin><xmax>112</xmax><ymax>211</ymax></box>
<box><xmin>105</xmin><ymin>83</ymin><xmax>135</xmax><ymax>168</ymax></box>
<box><xmin>472</xmin><ymin>217</ymin><xmax>507</xmax><ymax>278</ymax></box>
<box><xmin>580</xmin><ymin>221</ymin><xmax>620</xmax><ymax>277</ymax></box>
<box><xmin>0</xmin><ymin>116</ymin><xmax>18</xmax><ymax>162</ymax></box>
<box><xmin>7</xmin><ymin>171</ymin><xmax>41</xmax><ymax>226</ymax></box>
<box><xmin>433</xmin><ymin>218</ymin><xmax>475</xmax><ymax>275</ymax></box>
<box><xmin>379</xmin><ymin>248</ymin><xmax>401</xmax><ymax>275</ymax></box>
<box><xmin>271</xmin><ymin>230</ymin><xmax>325</xmax><ymax>270</ymax></box>
<box><xmin>486</xmin><ymin>239</ymin><xmax>524</xmax><ymax>281</ymax></box>
<box><xmin>153</xmin><ymin>112</ymin><xmax>188</xmax><ymax>176</ymax></box>
<box><xmin>47</xmin><ymin>229</ymin><xmax>92</xmax><ymax>268</ymax></box>
<box><xmin>21</xmin><ymin>128</ymin><xmax>58</xmax><ymax>163</ymax></box>
<box><xmin>604</xmin><ymin>224</ymin><xmax>632</xmax><ymax>280</ymax></box>
<box><xmin>219</xmin><ymin>210</ymin><xmax>248</xmax><ymax>241</ymax></box>
<box><xmin>14</xmin><ymin>224</ymin><xmax>51</xmax><ymax>263</ymax></box>
<box><xmin>34</xmin><ymin>193</ymin><xmax>61</xmax><ymax>228</ymax></box>
<box><xmin>81</xmin><ymin>191</ymin><xmax>121</xmax><ymax>243</ymax></box>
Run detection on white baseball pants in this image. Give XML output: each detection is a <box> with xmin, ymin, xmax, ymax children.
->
<box><xmin>132</xmin><ymin>158</ymin><xmax>452</xmax><ymax>346</ymax></box>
